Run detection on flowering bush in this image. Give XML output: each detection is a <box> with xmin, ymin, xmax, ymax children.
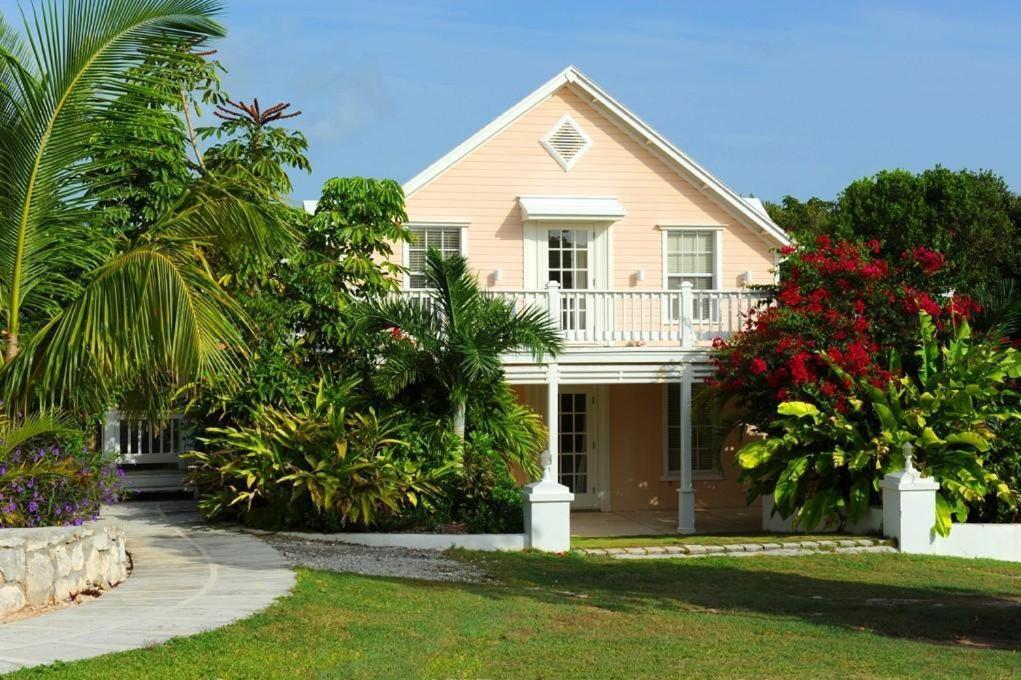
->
<box><xmin>736</xmin><ymin>314</ymin><xmax>1020</xmax><ymax>533</ymax></box>
<box><xmin>713</xmin><ymin>236</ymin><xmax>978</xmax><ymax>432</ymax></box>
<box><xmin>0</xmin><ymin>446</ymin><xmax>122</xmax><ymax>528</ymax></box>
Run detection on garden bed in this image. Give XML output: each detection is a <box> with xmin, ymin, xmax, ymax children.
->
<box><xmin>0</xmin><ymin>520</ymin><xmax>129</xmax><ymax>618</ymax></box>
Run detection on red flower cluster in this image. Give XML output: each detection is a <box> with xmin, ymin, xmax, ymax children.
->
<box><xmin>712</xmin><ymin>237</ymin><xmax>977</xmax><ymax>430</ymax></box>
<box><xmin>904</xmin><ymin>246</ymin><xmax>946</xmax><ymax>275</ymax></box>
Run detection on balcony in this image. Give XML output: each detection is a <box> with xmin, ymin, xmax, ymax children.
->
<box><xmin>400</xmin><ymin>282</ymin><xmax>767</xmax><ymax>348</ymax></box>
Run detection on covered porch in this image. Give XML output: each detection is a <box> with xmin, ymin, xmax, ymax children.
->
<box><xmin>509</xmin><ymin>348</ymin><xmax>754</xmax><ymax>536</ymax></box>
<box><xmin>571</xmin><ymin>507</ymin><xmax>760</xmax><ymax>538</ymax></box>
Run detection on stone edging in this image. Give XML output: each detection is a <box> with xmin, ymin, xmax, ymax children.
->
<box><xmin>0</xmin><ymin>520</ymin><xmax>128</xmax><ymax>617</ymax></box>
<box><xmin>577</xmin><ymin>537</ymin><xmax>896</xmax><ymax>559</ymax></box>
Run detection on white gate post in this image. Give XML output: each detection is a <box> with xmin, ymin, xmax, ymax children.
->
<box><xmin>102</xmin><ymin>411</ymin><xmax>121</xmax><ymax>456</ymax></box>
<box><xmin>523</xmin><ymin>448</ymin><xmax>574</xmax><ymax>552</ymax></box>
<box><xmin>881</xmin><ymin>443</ymin><xmax>939</xmax><ymax>554</ymax></box>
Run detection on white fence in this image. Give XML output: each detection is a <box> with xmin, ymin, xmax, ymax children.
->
<box><xmin>401</xmin><ymin>282</ymin><xmax>765</xmax><ymax>347</ymax></box>
<box><xmin>102</xmin><ymin>411</ymin><xmax>190</xmax><ymax>465</ymax></box>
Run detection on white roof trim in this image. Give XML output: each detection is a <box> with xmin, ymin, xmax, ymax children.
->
<box><xmin>403</xmin><ymin>65</ymin><xmax>789</xmax><ymax>247</ymax></box>
<box><xmin>518</xmin><ymin>195</ymin><xmax>625</xmax><ymax>222</ymax></box>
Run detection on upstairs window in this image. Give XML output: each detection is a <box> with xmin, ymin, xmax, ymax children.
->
<box><xmin>406</xmin><ymin>225</ymin><xmax>463</xmax><ymax>289</ymax></box>
<box><xmin>665</xmin><ymin>229</ymin><xmax>719</xmax><ymax>321</ymax></box>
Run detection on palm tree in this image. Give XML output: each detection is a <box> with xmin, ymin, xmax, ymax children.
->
<box><xmin>0</xmin><ymin>1</ymin><xmax>291</xmax><ymax>413</ymax></box>
<box><xmin>352</xmin><ymin>249</ymin><xmax>563</xmax><ymax>438</ymax></box>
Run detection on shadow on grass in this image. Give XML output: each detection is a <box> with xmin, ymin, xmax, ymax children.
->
<box><xmin>460</xmin><ymin>552</ymin><xmax>1021</xmax><ymax>650</ymax></box>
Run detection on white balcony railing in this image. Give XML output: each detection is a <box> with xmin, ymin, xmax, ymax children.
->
<box><xmin>400</xmin><ymin>282</ymin><xmax>766</xmax><ymax>348</ymax></box>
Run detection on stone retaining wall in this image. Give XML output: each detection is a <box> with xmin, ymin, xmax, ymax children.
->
<box><xmin>0</xmin><ymin>520</ymin><xmax>128</xmax><ymax>617</ymax></box>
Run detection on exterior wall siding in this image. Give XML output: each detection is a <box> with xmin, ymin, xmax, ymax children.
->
<box><xmin>606</xmin><ymin>384</ymin><xmax>748</xmax><ymax>512</ymax></box>
<box><xmin>510</xmin><ymin>383</ymin><xmax>750</xmax><ymax>512</ymax></box>
<box><xmin>404</xmin><ymin>85</ymin><xmax>776</xmax><ymax>290</ymax></box>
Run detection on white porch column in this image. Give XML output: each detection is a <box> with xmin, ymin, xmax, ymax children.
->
<box><xmin>677</xmin><ymin>366</ymin><xmax>696</xmax><ymax>534</ymax></box>
<box><xmin>522</xmin><ymin>282</ymin><xmax>573</xmax><ymax>552</ymax></box>
<box><xmin>544</xmin><ymin>280</ymin><xmax>562</xmax><ymax>480</ymax></box>
<box><xmin>881</xmin><ymin>443</ymin><xmax>939</xmax><ymax>554</ymax></box>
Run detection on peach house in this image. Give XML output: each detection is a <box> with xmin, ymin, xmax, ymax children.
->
<box><xmin>398</xmin><ymin>66</ymin><xmax>789</xmax><ymax>533</ymax></box>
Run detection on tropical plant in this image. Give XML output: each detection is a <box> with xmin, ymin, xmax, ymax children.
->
<box><xmin>350</xmin><ymin>249</ymin><xmax>563</xmax><ymax>438</ymax></box>
<box><xmin>0</xmin><ymin>0</ymin><xmax>293</xmax><ymax>415</ymax></box>
<box><xmin>738</xmin><ymin>313</ymin><xmax>1021</xmax><ymax>535</ymax></box>
<box><xmin>186</xmin><ymin>381</ymin><xmax>451</xmax><ymax>530</ymax></box>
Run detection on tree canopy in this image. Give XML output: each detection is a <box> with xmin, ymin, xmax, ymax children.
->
<box><xmin>766</xmin><ymin>167</ymin><xmax>1021</xmax><ymax>298</ymax></box>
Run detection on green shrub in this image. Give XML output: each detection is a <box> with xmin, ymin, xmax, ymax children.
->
<box><xmin>441</xmin><ymin>433</ymin><xmax>524</xmax><ymax>534</ymax></box>
<box><xmin>738</xmin><ymin>313</ymin><xmax>1021</xmax><ymax>535</ymax></box>
<box><xmin>185</xmin><ymin>383</ymin><xmax>453</xmax><ymax>531</ymax></box>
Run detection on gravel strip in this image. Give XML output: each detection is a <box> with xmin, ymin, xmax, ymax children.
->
<box><xmin>260</xmin><ymin>534</ymin><xmax>486</xmax><ymax>583</ymax></box>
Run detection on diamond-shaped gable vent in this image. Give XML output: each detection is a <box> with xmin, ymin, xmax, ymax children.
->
<box><xmin>541</xmin><ymin>114</ymin><xmax>592</xmax><ymax>170</ymax></box>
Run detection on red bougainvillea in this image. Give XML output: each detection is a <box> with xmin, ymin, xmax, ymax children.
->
<box><xmin>712</xmin><ymin>236</ymin><xmax>978</xmax><ymax>430</ymax></box>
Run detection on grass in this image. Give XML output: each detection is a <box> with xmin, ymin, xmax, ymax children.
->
<box><xmin>570</xmin><ymin>532</ymin><xmax>861</xmax><ymax>549</ymax></box>
<box><xmin>12</xmin><ymin>552</ymin><xmax>1021</xmax><ymax>679</ymax></box>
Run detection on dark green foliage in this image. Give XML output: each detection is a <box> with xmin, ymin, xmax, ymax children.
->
<box><xmin>766</xmin><ymin>166</ymin><xmax>1021</xmax><ymax>298</ymax></box>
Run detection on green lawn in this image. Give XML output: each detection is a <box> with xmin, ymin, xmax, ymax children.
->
<box><xmin>14</xmin><ymin>552</ymin><xmax>1021</xmax><ymax>679</ymax></box>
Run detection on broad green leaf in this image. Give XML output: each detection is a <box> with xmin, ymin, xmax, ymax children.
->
<box><xmin>872</xmin><ymin>403</ymin><xmax>898</xmax><ymax>432</ymax></box>
<box><xmin>933</xmin><ymin>494</ymin><xmax>952</xmax><ymax>537</ymax></box>
<box><xmin>736</xmin><ymin>440</ymin><xmax>773</xmax><ymax>469</ymax></box>
<box><xmin>946</xmin><ymin>432</ymin><xmax>990</xmax><ymax>452</ymax></box>
<box><xmin>777</xmin><ymin>401</ymin><xmax>820</xmax><ymax>419</ymax></box>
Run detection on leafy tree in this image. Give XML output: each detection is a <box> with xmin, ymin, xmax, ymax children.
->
<box><xmin>0</xmin><ymin>0</ymin><xmax>295</xmax><ymax>415</ymax></box>
<box><xmin>192</xmin><ymin>177</ymin><xmax>410</xmax><ymax>425</ymax></box>
<box><xmin>763</xmin><ymin>196</ymin><xmax>834</xmax><ymax>243</ymax></box>
<box><xmin>351</xmin><ymin>249</ymin><xmax>563</xmax><ymax>440</ymax></box>
<box><xmin>766</xmin><ymin>167</ymin><xmax>1021</xmax><ymax>298</ymax></box>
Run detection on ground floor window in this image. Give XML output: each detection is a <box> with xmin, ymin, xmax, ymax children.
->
<box><xmin>665</xmin><ymin>383</ymin><xmax>717</xmax><ymax>477</ymax></box>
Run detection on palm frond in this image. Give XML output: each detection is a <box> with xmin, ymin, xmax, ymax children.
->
<box><xmin>3</xmin><ymin>240</ymin><xmax>245</xmax><ymax>413</ymax></box>
<box><xmin>0</xmin><ymin>0</ymin><xmax>224</xmax><ymax>349</ymax></box>
<box><xmin>0</xmin><ymin>411</ymin><xmax>75</xmax><ymax>457</ymax></box>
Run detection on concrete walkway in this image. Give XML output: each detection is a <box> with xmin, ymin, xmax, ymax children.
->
<box><xmin>0</xmin><ymin>501</ymin><xmax>295</xmax><ymax>672</ymax></box>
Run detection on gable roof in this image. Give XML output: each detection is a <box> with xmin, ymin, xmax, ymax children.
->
<box><xmin>403</xmin><ymin>65</ymin><xmax>790</xmax><ymax>247</ymax></box>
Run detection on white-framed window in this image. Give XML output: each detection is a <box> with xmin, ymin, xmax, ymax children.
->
<box><xmin>405</xmin><ymin>224</ymin><xmax>465</xmax><ymax>289</ymax></box>
<box><xmin>665</xmin><ymin>383</ymin><xmax>717</xmax><ymax>478</ymax></box>
<box><xmin>663</xmin><ymin>228</ymin><xmax>721</xmax><ymax>321</ymax></box>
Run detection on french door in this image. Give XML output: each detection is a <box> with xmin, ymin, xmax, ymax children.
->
<box><xmin>547</xmin><ymin>228</ymin><xmax>592</xmax><ymax>333</ymax></box>
<box><xmin>559</xmin><ymin>387</ymin><xmax>600</xmax><ymax>508</ymax></box>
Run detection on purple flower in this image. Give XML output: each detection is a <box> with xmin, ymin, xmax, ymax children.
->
<box><xmin>27</xmin><ymin>501</ymin><xmax>37</xmax><ymax>512</ymax></box>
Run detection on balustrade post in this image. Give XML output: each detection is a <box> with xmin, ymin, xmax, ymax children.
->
<box><xmin>546</xmin><ymin>280</ymin><xmax>562</xmax><ymax>337</ymax></box>
<box><xmin>680</xmin><ymin>281</ymin><xmax>694</xmax><ymax>348</ymax></box>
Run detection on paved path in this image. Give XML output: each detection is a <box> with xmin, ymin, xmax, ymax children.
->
<box><xmin>0</xmin><ymin>501</ymin><xmax>295</xmax><ymax>672</ymax></box>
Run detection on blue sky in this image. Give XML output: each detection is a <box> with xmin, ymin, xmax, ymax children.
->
<box><xmin>9</xmin><ymin>1</ymin><xmax>1021</xmax><ymax>201</ymax></box>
